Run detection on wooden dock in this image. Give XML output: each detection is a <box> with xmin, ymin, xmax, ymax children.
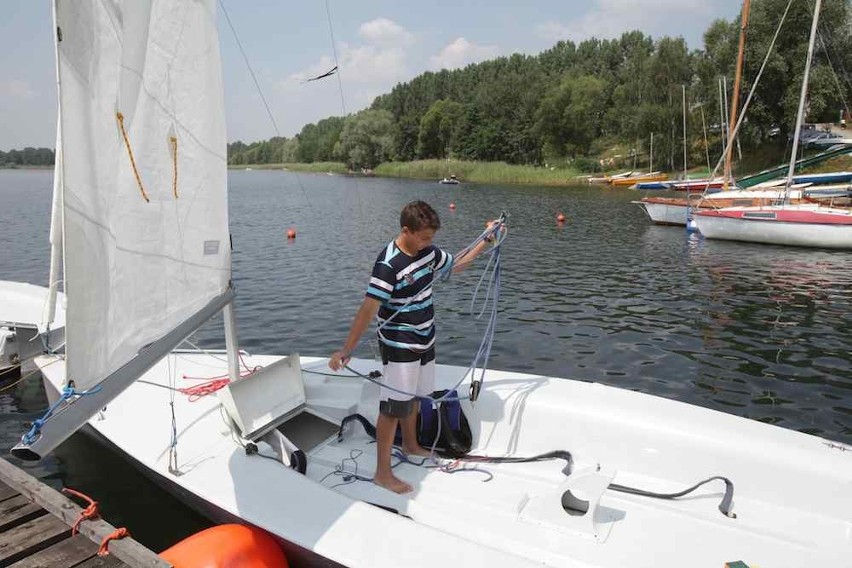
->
<box><xmin>0</xmin><ymin>457</ymin><xmax>170</xmax><ymax>568</ymax></box>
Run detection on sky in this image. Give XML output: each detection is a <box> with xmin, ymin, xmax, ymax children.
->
<box><xmin>0</xmin><ymin>0</ymin><xmax>743</xmax><ymax>150</ymax></box>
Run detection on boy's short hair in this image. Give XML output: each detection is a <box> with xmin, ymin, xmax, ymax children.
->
<box><xmin>400</xmin><ymin>201</ymin><xmax>441</xmax><ymax>231</ymax></box>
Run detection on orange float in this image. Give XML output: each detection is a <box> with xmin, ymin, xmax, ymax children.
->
<box><xmin>556</xmin><ymin>213</ymin><xmax>565</xmax><ymax>223</ymax></box>
<box><xmin>449</xmin><ymin>202</ymin><xmax>456</xmax><ymax>210</ymax></box>
<box><xmin>160</xmin><ymin>524</ymin><xmax>289</xmax><ymax>568</ymax></box>
<box><xmin>286</xmin><ymin>228</ymin><xmax>296</xmax><ymax>239</ymax></box>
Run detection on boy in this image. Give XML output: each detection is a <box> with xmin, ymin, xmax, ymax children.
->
<box><xmin>329</xmin><ymin>200</ymin><xmax>499</xmax><ymax>494</ymax></box>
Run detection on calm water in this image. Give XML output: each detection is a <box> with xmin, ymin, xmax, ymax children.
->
<box><xmin>1</xmin><ymin>168</ymin><xmax>851</xmax><ymax>551</ymax></box>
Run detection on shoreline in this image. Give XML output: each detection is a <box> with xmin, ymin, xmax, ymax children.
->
<box><xmin>229</xmin><ymin>159</ymin><xmax>593</xmax><ymax>187</ymax></box>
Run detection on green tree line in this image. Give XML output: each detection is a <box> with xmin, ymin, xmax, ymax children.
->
<box><xmin>229</xmin><ymin>0</ymin><xmax>852</xmax><ymax>173</ymax></box>
<box><xmin>0</xmin><ymin>147</ymin><xmax>54</xmax><ymax>167</ymax></box>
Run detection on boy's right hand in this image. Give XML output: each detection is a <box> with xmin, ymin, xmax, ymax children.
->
<box><xmin>329</xmin><ymin>350</ymin><xmax>351</xmax><ymax>371</ymax></box>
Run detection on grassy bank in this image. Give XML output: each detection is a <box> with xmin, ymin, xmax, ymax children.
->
<box><xmin>375</xmin><ymin>159</ymin><xmax>581</xmax><ymax>186</ymax></box>
<box><xmin>229</xmin><ymin>162</ymin><xmax>349</xmax><ymax>173</ymax></box>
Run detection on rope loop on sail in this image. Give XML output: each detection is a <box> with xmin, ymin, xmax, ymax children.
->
<box><xmin>170</xmin><ymin>135</ymin><xmax>179</xmax><ymax>199</ymax></box>
<box><xmin>116</xmin><ymin>112</ymin><xmax>150</xmax><ymax>203</ymax></box>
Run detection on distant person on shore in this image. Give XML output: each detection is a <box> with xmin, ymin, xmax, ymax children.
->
<box><xmin>329</xmin><ymin>200</ymin><xmax>501</xmax><ymax>494</ymax></box>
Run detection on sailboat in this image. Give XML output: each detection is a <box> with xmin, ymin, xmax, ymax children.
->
<box><xmin>693</xmin><ymin>0</ymin><xmax>852</xmax><ymax>248</ymax></box>
<box><xmin>9</xmin><ymin>2</ymin><xmax>852</xmax><ymax>567</ymax></box>
<box><xmin>634</xmin><ymin>0</ymin><xmax>818</xmax><ymax>227</ymax></box>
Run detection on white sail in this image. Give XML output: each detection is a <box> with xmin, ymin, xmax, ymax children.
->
<box><xmin>56</xmin><ymin>0</ymin><xmax>230</xmax><ymax>392</ymax></box>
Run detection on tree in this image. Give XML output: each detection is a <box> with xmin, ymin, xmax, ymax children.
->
<box><xmin>336</xmin><ymin>109</ymin><xmax>395</xmax><ymax>168</ymax></box>
<box><xmin>535</xmin><ymin>74</ymin><xmax>607</xmax><ymax>156</ymax></box>
<box><xmin>416</xmin><ymin>99</ymin><xmax>465</xmax><ymax>158</ymax></box>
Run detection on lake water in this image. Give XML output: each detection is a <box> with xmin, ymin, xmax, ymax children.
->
<box><xmin>1</xmin><ymin>168</ymin><xmax>850</xmax><ymax>552</ymax></box>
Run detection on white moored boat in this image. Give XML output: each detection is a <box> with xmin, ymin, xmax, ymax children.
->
<box><xmin>0</xmin><ymin>281</ymin><xmax>65</xmax><ymax>372</ymax></box>
<box><xmin>10</xmin><ymin>2</ymin><xmax>852</xmax><ymax>567</ymax></box>
<box><xmin>693</xmin><ymin>203</ymin><xmax>852</xmax><ymax>248</ymax></box>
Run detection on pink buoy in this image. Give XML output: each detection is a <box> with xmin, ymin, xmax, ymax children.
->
<box><xmin>449</xmin><ymin>202</ymin><xmax>456</xmax><ymax>210</ymax></box>
<box><xmin>286</xmin><ymin>228</ymin><xmax>296</xmax><ymax>239</ymax></box>
<box><xmin>556</xmin><ymin>213</ymin><xmax>565</xmax><ymax>223</ymax></box>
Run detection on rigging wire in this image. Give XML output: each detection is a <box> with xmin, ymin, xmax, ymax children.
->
<box><xmin>218</xmin><ymin>0</ymin><xmax>316</xmax><ymax>219</ymax></box>
<box><xmin>217</xmin><ymin>0</ymin><xmax>279</xmax><ymax>136</ymax></box>
<box><xmin>322</xmin><ymin>0</ymin><xmax>369</xmax><ymax>227</ymax></box>
<box><xmin>816</xmin><ymin>28</ymin><xmax>852</xmax><ymax>120</ymax></box>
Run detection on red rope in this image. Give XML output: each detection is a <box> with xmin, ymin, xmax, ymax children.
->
<box><xmin>178</xmin><ymin>378</ymin><xmax>231</xmax><ymax>402</ymax></box>
<box><xmin>98</xmin><ymin>527</ymin><xmax>130</xmax><ymax>556</ymax></box>
<box><xmin>61</xmin><ymin>487</ymin><xmax>99</xmax><ymax>535</ymax></box>
<box><xmin>178</xmin><ymin>355</ymin><xmax>262</xmax><ymax>402</ymax></box>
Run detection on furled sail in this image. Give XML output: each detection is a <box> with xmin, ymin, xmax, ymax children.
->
<box><xmin>58</xmin><ymin>0</ymin><xmax>231</xmax><ymax>392</ymax></box>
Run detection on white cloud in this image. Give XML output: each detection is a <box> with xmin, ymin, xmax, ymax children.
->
<box><xmin>0</xmin><ymin>79</ymin><xmax>37</xmax><ymax>99</ymax></box>
<box><xmin>536</xmin><ymin>0</ymin><xmax>712</xmax><ymax>44</ymax></box>
<box><xmin>429</xmin><ymin>38</ymin><xmax>499</xmax><ymax>71</ymax></box>
<box><xmin>358</xmin><ymin>18</ymin><xmax>413</xmax><ymax>47</ymax></box>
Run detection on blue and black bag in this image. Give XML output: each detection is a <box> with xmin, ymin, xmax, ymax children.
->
<box><xmin>416</xmin><ymin>389</ymin><xmax>472</xmax><ymax>458</ymax></box>
<box><xmin>340</xmin><ymin>389</ymin><xmax>473</xmax><ymax>458</ymax></box>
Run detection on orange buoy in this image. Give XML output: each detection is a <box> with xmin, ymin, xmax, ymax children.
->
<box><xmin>286</xmin><ymin>228</ymin><xmax>296</xmax><ymax>239</ymax></box>
<box><xmin>556</xmin><ymin>213</ymin><xmax>565</xmax><ymax>223</ymax></box>
<box><xmin>449</xmin><ymin>202</ymin><xmax>456</xmax><ymax>210</ymax></box>
<box><xmin>160</xmin><ymin>524</ymin><xmax>289</xmax><ymax>568</ymax></box>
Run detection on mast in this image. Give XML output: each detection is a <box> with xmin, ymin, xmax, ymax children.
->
<box><xmin>783</xmin><ymin>0</ymin><xmax>823</xmax><ymax>202</ymax></box>
<box><xmin>44</xmin><ymin>0</ymin><xmax>64</xmax><ymax>336</ymax></box>
<box><xmin>649</xmin><ymin>132</ymin><xmax>654</xmax><ymax>173</ymax></box>
<box><xmin>724</xmin><ymin>0</ymin><xmax>751</xmax><ymax>189</ymax></box>
<box><xmin>682</xmin><ymin>85</ymin><xmax>688</xmax><ymax>181</ymax></box>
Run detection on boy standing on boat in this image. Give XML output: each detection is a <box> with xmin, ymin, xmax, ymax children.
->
<box><xmin>329</xmin><ymin>201</ymin><xmax>499</xmax><ymax>494</ymax></box>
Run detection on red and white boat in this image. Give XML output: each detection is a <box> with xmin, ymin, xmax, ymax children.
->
<box><xmin>634</xmin><ymin>187</ymin><xmax>807</xmax><ymax>226</ymax></box>
<box><xmin>693</xmin><ymin>204</ymin><xmax>852</xmax><ymax>248</ymax></box>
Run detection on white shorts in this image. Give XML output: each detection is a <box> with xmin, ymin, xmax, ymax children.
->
<box><xmin>380</xmin><ymin>359</ymin><xmax>435</xmax><ymax>402</ymax></box>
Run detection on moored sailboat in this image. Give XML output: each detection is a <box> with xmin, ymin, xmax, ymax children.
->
<box><xmin>693</xmin><ymin>0</ymin><xmax>852</xmax><ymax>249</ymax></box>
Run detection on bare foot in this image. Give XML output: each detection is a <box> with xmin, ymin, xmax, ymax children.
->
<box><xmin>401</xmin><ymin>444</ymin><xmax>433</xmax><ymax>458</ymax></box>
<box><xmin>373</xmin><ymin>472</ymin><xmax>412</xmax><ymax>494</ymax></box>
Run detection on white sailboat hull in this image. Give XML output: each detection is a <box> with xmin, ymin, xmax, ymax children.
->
<box><xmin>694</xmin><ymin>205</ymin><xmax>852</xmax><ymax>248</ymax></box>
<box><xmin>634</xmin><ymin>200</ymin><xmax>689</xmax><ymax>226</ymax></box>
<box><xmin>0</xmin><ymin>281</ymin><xmax>65</xmax><ymax>371</ymax></box>
<box><xmin>35</xmin><ymin>352</ymin><xmax>852</xmax><ymax>568</ymax></box>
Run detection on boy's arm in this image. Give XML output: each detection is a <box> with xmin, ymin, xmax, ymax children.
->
<box><xmin>329</xmin><ymin>297</ymin><xmax>382</xmax><ymax>370</ymax></box>
<box><xmin>452</xmin><ymin>220</ymin><xmax>503</xmax><ymax>273</ymax></box>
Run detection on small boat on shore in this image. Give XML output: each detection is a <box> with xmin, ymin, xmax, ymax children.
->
<box><xmin>611</xmin><ymin>172</ymin><xmax>668</xmax><ymax>187</ymax></box>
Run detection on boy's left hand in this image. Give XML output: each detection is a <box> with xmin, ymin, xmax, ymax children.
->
<box><xmin>329</xmin><ymin>350</ymin><xmax>351</xmax><ymax>371</ymax></box>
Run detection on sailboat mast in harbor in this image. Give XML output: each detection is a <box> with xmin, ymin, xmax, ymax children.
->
<box><xmin>724</xmin><ymin>0</ymin><xmax>751</xmax><ymax>189</ymax></box>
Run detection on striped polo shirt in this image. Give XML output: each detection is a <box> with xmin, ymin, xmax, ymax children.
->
<box><xmin>365</xmin><ymin>240</ymin><xmax>453</xmax><ymax>352</ymax></box>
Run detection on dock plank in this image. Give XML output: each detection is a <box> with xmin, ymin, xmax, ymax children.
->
<box><xmin>0</xmin><ymin>497</ymin><xmax>45</xmax><ymax>533</ymax></box>
<box><xmin>75</xmin><ymin>555</ymin><xmax>131</xmax><ymax>568</ymax></box>
<box><xmin>0</xmin><ymin>514</ymin><xmax>70</xmax><ymax>567</ymax></box>
<box><xmin>6</xmin><ymin>533</ymin><xmax>106</xmax><ymax>568</ymax></box>
<box><xmin>0</xmin><ymin>483</ymin><xmax>18</xmax><ymax>504</ymax></box>
<box><xmin>0</xmin><ymin>459</ymin><xmax>169</xmax><ymax>568</ymax></box>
